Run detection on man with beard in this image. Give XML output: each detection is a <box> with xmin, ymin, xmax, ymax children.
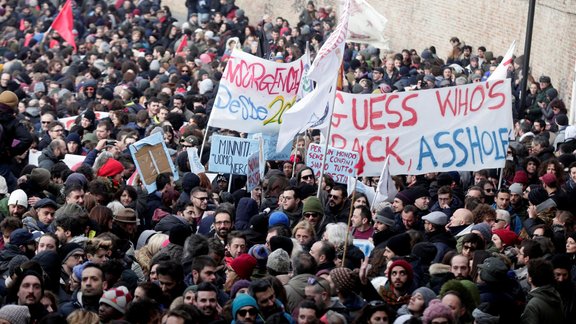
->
<box><xmin>378</xmin><ymin>259</ymin><xmax>415</xmax><ymax>311</ymax></box>
<box><xmin>6</xmin><ymin>189</ymin><xmax>28</xmax><ymax>219</ymax></box>
<box><xmin>232</xmin><ymin>294</ymin><xmax>261</xmax><ymax>324</ymax></box>
<box><xmin>156</xmin><ymin>261</ymin><xmax>186</xmax><ymax>303</ymax></box>
<box><xmin>60</xmin><ymin>263</ymin><xmax>107</xmax><ymax>317</ymax></box>
<box><xmin>210</xmin><ymin>206</ymin><xmax>233</xmax><ymax>245</ymax></box>
<box><xmin>38</xmin><ymin>138</ymin><xmax>67</xmax><ymax>171</ymax></box>
<box><xmin>37</xmin><ymin>121</ymin><xmax>65</xmax><ymax>150</ymax></box>
<box><xmin>324</xmin><ymin>185</ymin><xmax>351</xmax><ymax>223</ymax></box>
<box><xmin>0</xmin><ymin>229</ymin><xmax>36</xmax><ymax>276</ymax></box>
<box><xmin>450</xmin><ymin>254</ymin><xmax>472</xmax><ymax>280</ymax></box>
<box><xmin>249</xmin><ymin>279</ymin><xmax>292</xmax><ymax>321</ymax></box>
<box><xmin>10</xmin><ymin>270</ymin><xmax>47</xmax><ymax>322</ymax></box>
<box><xmin>279</xmin><ymin>186</ymin><xmax>303</xmax><ymax>226</ymax></box>
<box><xmin>195</xmin><ymin>282</ymin><xmax>221</xmax><ymax>322</ymax></box>
<box><xmin>514</xmin><ymin>239</ymin><xmax>544</xmax><ymax>293</ymax></box>
<box><xmin>551</xmin><ymin>254</ymin><xmax>576</xmax><ymax>321</ymax></box>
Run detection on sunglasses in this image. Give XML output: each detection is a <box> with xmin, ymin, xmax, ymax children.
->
<box><xmin>193</xmin><ymin>196</ymin><xmax>208</xmax><ymax>201</ymax></box>
<box><xmin>303</xmin><ymin>212</ymin><xmax>319</xmax><ymax>218</ymax></box>
<box><xmin>307</xmin><ymin>277</ymin><xmax>328</xmax><ymax>291</ymax></box>
<box><xmin>237</xmin><ymin>308</ymin><xmax>258</xmax><ymax>317</ymax></box>
<box><xmin>301</xmin><ymin>175</ymin><xmax>314</xmax><ymax>180</ymax></box>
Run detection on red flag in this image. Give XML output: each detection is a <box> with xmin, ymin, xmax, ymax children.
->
<box><xmin>50</xmin><ymin>0</ymin><xmax>76</xmax><ymax>50</ymax></box>
<box><xmin>176</xmin><ymin>35</ymin><xmax>188</xmax><ymax>54</ymax></box>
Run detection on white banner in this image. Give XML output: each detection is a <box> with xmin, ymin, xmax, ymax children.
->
<box><xmin>209</xmin><ymin>50</ymin><xmax>307</xmax><ymax>134</ymax></box>
<box><xmin>208</xmin><ymin>135</ymin><xmax>259</xmax><ymax>175</ymax></box>
<box><xmin>330</xmin><ymin>80</ymin><xmax>514</xmax><ymax>176</ymax></box>
<box><xmin>307</xmin><ymin>143</ymin><xmax>359</xmax><ymax>183</ymax></box>
<box><xmin>346</xmin><ymin>0</ymin><xmax>389</xmax><ymax>49</ymax></box>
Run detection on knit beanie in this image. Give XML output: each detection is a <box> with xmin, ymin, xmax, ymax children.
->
<box><xmin>230</xmin><ymin>280</ymin><xmax>251</xmax><ymax>298</ymax></box>
<box><xmin>492</xmin><ymin>229</ymin><xmax>519</xmax><ymax>247</ymax></box>
<box><xmin>169</xmin><ymin>224</ymin><xmax>193</xmax><ymax>246</ymax></box>
<box><xmin>30</xmin><ymin>168</ymin><xmax>51</xmax><ymax>188</ymax></box>
<box><xmin>386</xmin><ymin>233</ymin><xmax>412</xmax><ymax>256</ymax></box>
<box><xmin>59</xmin><ymin>243</ymin><xmax>84</xmax><ymax>263</ymax></box>
<box><xmin>471</xmin><ymin>223</ymin><xmax>491</xmax><ymax>243</ymax></box>
<box><xmin>412</xmin><ymin>287</ymin><xmax>437</xmax><ymax>309</ymax></box>
<box><xmin>266</xmin><ymin>248</ymin><xmax>291</xmax><ymax>274</ymax></box>
<box><xmin>330</xmin><ymin>267</ymin><xmax>359</xmax><ymax>292</ymax></box>
<box><xmin>248</xmin><ymin>244</ymin><xmax>270</xmax><ymax>269</ymax></box>
<box><xmin>395</xmin><ymin>190</ymin><xmax>414</xmax><ymax>206</ymax></box>
<box><xmin>64</xmin><ymin>173</ymin><xmax>88</xmax><ymax>189</ymax></box>
<box><xmin>0</xmin><ymin>90</ymin><xmax>19</xmax><ymax>111</ymax></box>
<box><xmin>268</xmin><ymin>211</ymin><xmax>290</xmax><ymax>227</ymax></box>
<box><xmin>423</xmin><ymin>299</ymin><xmax>454</xmax><ymax>324</ymax></box>
<box><xmin>0</xmin><ymin>305</ymin><xmax>31</xmax><ymax>324</ymax></box>
<box><xmin>388</xmin><ymin>259</ymin><xmax>414</xmax><ymax>283</ymax></box>
<box><xmin>302</xmin><ymin>197</ymin><xmax>323</xmax><ymax>215</ymax></box>
<box><xmin>440</xmin><ymin>279</ymin><xmax>476</xmax><ymax>312</ymax></box>
<box><xmin>232</xmin><ymin>294</ymin><xmax>258</xmax><ymax>318</ymax></box>
<box><xmin>99</xmin><ymin>286</ymin><xmax>133</xmax><ymax>314</ymax></box>
<box><xmin>183</xmin><ymin>285</ymin><xmax>198</xmax><ymax>296</ymax></box>
<box><xmin>97</xmin><ymin>158</ymin><xmax>124</xmax><ymax>177</ymax></box>
<box><xmin>8</xmin><ymin>189</ymin><xmax>28</xmax><ymax>208</ymax></box>
<box><xmin>412</xmin><ymin>242</ymin><xmax>438</xmax><ymax>265</ymax></box>
<box><xmin>231</xmin><ymin>254</ymin><xmax>257</xmax><ymax>279</ymax></box>
<box><xmin>459</xmin><ymin>279</ymin><xmax>481</xmax><ymax>307</ymax></box>
<box><xmin>508</xmin><ymin>183</ymin><xmax>523</xmax><ymax>195</ymax></box>
<box><xmin>512</xmin><ymin>170</ymin><xmax>529</xmax><ymax>185</ymax></box>
<box><xmin>528</xmin><ymin>187</ymin><xmax>549</xmax><ymax>206</ymax></box>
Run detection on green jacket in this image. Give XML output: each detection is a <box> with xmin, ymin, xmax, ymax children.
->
<box><xmin>521</xmin><ymin>285</ymin><xmax>564</xmax><ymax>324</ymax></box>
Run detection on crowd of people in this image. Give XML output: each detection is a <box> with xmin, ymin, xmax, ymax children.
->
<box><xmin>0</xmin><ymin>0</ymin><xmax>574</xmax><ymax>323</ymax></box>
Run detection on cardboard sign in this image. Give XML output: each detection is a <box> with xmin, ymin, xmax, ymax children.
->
<box><xmin>307</xmin><ymin>143</ymin><xmax>359</xmax><ymax>183</ymax></box>
<box><xmin>129</xmin><ymin>132</ymin><xmax>179</xmax><ymax>193</ymax></box>
<box><xmin>208</xmin><ymin>135</ymin><xmax>259</xmax><ymax>175</ymax></box>
<box><xmin>246</xmin><ymin>151</ymin><xmax>260</xmax><ymax>192</ymax></box>
<box><xmin>187</xmin><ymin>147</ymin><xmax>205</xmax><ymax>174</ymax></box>
<box><xmin>330</xmin><ymin>79</ymin><xmax>514</xmax><ymax>175</ymax></box>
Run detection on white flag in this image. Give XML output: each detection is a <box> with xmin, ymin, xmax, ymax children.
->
<box><xmin>346</xmin><ymin>0</ymin><xmax>389</xmax><ymax>49</ymax></box>
<box><xmin>347</xmin><ymin>175</ymin><xmax>376</xmax><ymax>207</ymax></box>
<box><xmin>488</xmin><ymin>40</ymin><xmax>516</xmax><ymax>81</ymax></box>
<box><xmin>373</xmin><ymin>156</ymin><xmax>397</xmax><ymax>205</ymax></box>
<box><xmin>276</xmin><ymin>0</ymin><xmax>351</xmax><ymax>151</ymax></box>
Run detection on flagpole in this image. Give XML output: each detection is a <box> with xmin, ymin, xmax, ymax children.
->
<box><xmin>316</xmin><ymin>79</ymin><xmax>339</xmax><ymax>198</ymax></box>
<box><xmin>291</xmin><ymin>135</ymin><xmax>300</xmax><ymax>178</ymax></box>
<box><xmin>342</xmin><ymin>176</ymin><xmax>357</xmax><ymax>267</ymax></box>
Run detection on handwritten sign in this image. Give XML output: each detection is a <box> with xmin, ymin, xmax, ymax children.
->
<box><xmin>208</xmin><ymin>135</ymin><xmax>259</xmax><ymax>175</ymax></box>
<box><xmin>129</xmin><ymin>132</ymin><xmax>179</xmax><ymax>193</ymax></box>
<box><xmin>307</xmin><ymin>143</ymin><xmax>359</xmax><ymax>183</ymax></box>
<box><xmin>330</xmin><ymin>80</ymin><xmax>514</xmax><ymax>176</ymax></box>
<box><xmin>59</xmin><ymin>112</ymin><xmax>110</xmax><ymax>131</ymax></box>
<box><xmin>246</xmin><ymin>152</ymin><xmax>260</xmax><ymax>192</ymax></box>
<box><xmin>187</xmin><ymin>147</ymin><xmax>205</xmax><ymax>174</ymax></box>
<box><xmin>210</xmin><ymin>49</ymin><xmax>307</xmax><ymax>134</ymax></box>
<box><xmin>249</xmin><ymin>133</ymin><xmax>292</xmax><ymax>161</ymax></box>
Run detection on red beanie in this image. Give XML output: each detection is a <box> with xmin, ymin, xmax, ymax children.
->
<box><xmin>230</xmin><ymin>254</ymin><xmax>257</xmax><ymax>279</ymax></box>
<box><xmin>512</xmin><ymin>170</ymin><xmax>529</xmax><ymax>185</ymax></box>
<box><xmin>97</xmin><ymin>158</ymin><xmax>124</xmax><ymax>177</ymax></box>
<box><xmin>492</xmin><ymin>229</ymin><xmax>519</xmax><ymax>247</ymax></box>
<box><xmin>388</xmin><ymin>259</ymin><xmax>414</xmax><ymax>283</ymax></box>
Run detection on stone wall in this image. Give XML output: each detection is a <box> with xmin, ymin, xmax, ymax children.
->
<box><xmin>235</xmin><ymin>0</ymin><xmax>576</xmax><ymax>107</ymax></box>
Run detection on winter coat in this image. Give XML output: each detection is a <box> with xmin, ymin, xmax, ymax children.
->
<box><xmin>38</xmin><ymin>146</ymin><xmax>60</xmax><ymax>171</ymax></box>
<box><xmin>521</xmin><ymin>285</ymin><xmax>564</xmax><ymax>324</ymax></box>
<box><xmin>284</xmin><ymin>274</ymin><xmax>309</xmax><ymax>313</ymax></box>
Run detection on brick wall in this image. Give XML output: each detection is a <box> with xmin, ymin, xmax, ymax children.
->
<box><xmin>236</xmin><ymin>0</ymin><xmax>576</xmax><ymax>109</ymax></box>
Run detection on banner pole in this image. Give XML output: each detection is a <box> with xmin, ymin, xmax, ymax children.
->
<box><xmin>342</xmin><ymin>176</ymin><xmax>357</xmax><ymax>267</ymax></box>
<box><xmin>316</xmin><ymin>79</ymin><xmax>339</xmax><ymax>198</ymax></box>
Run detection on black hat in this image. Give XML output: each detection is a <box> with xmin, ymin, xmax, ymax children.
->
<box><xmin>539</xmin><ymin>76</ymin><xmax>551</xmax><ymax>83</ymax></box>
<box><xmin>386</xmin><ymin>233</ymin><xmax>411</xmax><ymax>256</ymax></box>
<box><xmin>34</xmin><ymin>198</ymin><xmax>58</xmax><ymax>210</ymax></box>
<box><xmin>375</xmin><ymin>207</ymin><xmax>395</xmax><ymax>227</ymax></box>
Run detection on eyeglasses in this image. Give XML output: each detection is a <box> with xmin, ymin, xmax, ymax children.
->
<box><xmin>301</xmin><ymin>175</ymin><xmax>314</xmax><ymax>180</ymax></box>
<box><xmin>303</xmin><ymin>212</ymin><xmax>319</xmax><ymax>218</ymax></box>
<box><xmin>484</xmin><ymin>188</ymin><xmax>494</xmax><ymax>193</ymax></box>
<box><xmin>329</xmin><ymin>194</ymin><xmax>342</xmax><ymax>200</ymax></box>
<box><xmin>462</xmin><ymin>244</ymin><xmax>476</xmax><ymax>251</ymax></box>
<box><xmin>307</xmin><ymin>277</ymin><xmax>328</xmax><ymax>292</ymax></box>
<box><xmin>41</xmin><ymin>121</ymin><xmax>51</xmax><ymax>124</ymax></box>
<box><xmin>193</xmin><ymin>196</ymin><xmax>208</xmax><ymax>201</ymax></box>
<box><xmin>237</xmin><ymin>308</ymin><xmax>258</xmax><ymax>317</ymax></box>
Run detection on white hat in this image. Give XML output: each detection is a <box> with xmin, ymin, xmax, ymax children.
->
<box><xmin>8</xmin><ymin>189</ymin><xmax>27</xmax><ymax>208</ymax></box>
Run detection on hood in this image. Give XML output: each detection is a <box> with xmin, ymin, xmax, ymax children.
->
<box><xmin>528</xmin><ymin>285</ymin><xmax>563</xmax><ymax>307</ymax></box>
<box><xmin>429</xmin><ymin>263</ymin><xmax>451</xmax><ymax>275</ymax></box>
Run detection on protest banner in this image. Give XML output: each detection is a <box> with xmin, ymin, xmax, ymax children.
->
<box><xmin>63</xmin><ymin>154</ymin><xmax>86</xmax><ymax>169</ymax></box>
<box><xmin>129</xmin><ymin>132</ymin><xmax>179</xmax><ymax>193</ymax></box>
<box><xmin>208</xmin><ymin>135</ymin><xmax>259</xmax><ymax>175</ymax></box>
<box><xmin>59</xmin><ymin>112</ymin><xmax>110</xmax><ymax>131</ymax></box>
<box><xmin>209</xmin><ymin>49</ymin><xmax>308</xmax><ymax>134</ymax></box>
<box><xmin>330</xmin><ymin>79</ymin><xmax>514</xmax><ymax>176</ymax></box>
<box><xmin>187</xmin><ymin>147</ymin><xmax>205</xmax><ymax>174</ymax></box>
<box><xmin>246</xmin><ymin>151</ymin><xmax>260</xmax><ymax>192</ymax></box>
<box><xmin>249</xmin><ymin>133</ymin><xmax>292</xmax><ymax>161</ymax></box>
<box><xmin>307</xmin><ymin>143</ymin><xmax>359</xmax><ymax>183</ymax></box>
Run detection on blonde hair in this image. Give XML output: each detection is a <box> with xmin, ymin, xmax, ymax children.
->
<box><xmin>292</xmin><ymin>220</ymin><xmax>316</xmax><ymax>239</ymax></box>
<box><xmin>67</xmin><ymin>310</ymin><xmax>99</xmax><ymax>324</ymax></box>
<box><xmin>135</xmin><ymin>233</ymin><xmax>169</xmax><ymax>274</ymax></box>
<box><xmin>84</xmin><ymin>237</ymin><xmax>113</xmax><ymax>256</ymax></box>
